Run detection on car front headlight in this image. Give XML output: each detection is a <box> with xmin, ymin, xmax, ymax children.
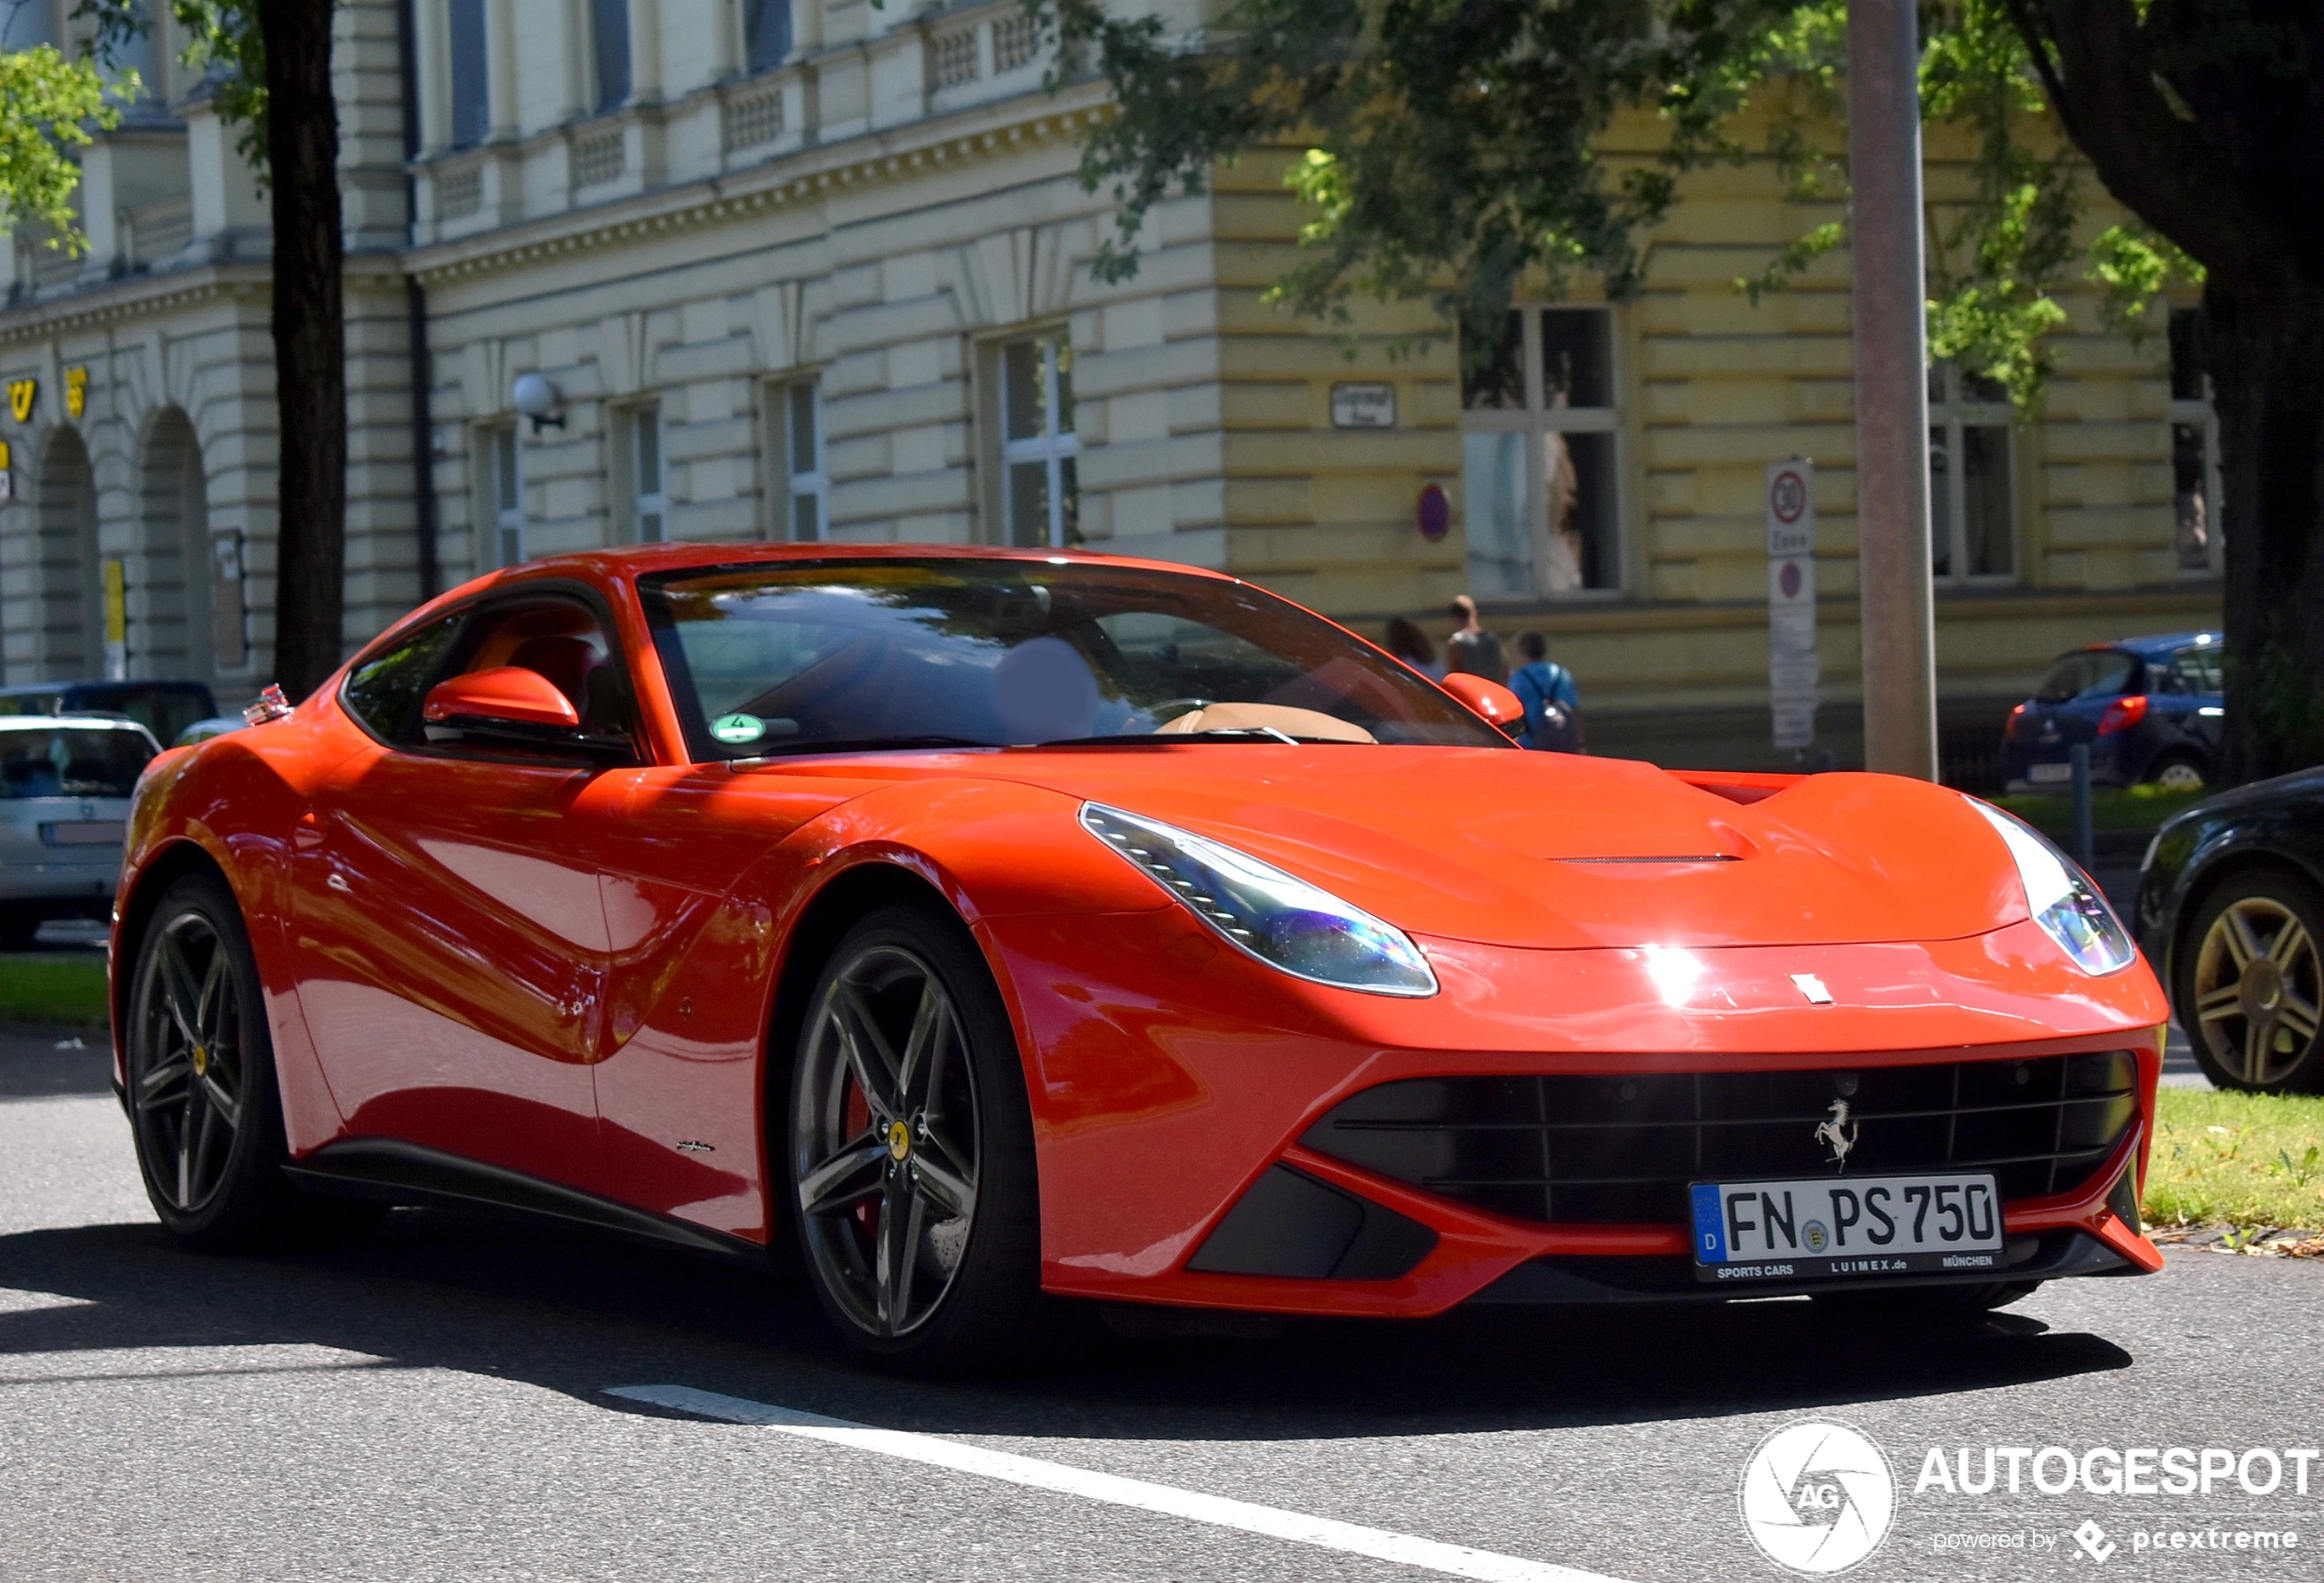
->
<box><xmin>1970</xmin><ymin>802</ymin><xmax>2136</xmax><ymax>975</ymax></box>
<box><xmin>1081</xmin><ymin>802</ymin><xmax>1437</xmax><ymax>996</ymax></box>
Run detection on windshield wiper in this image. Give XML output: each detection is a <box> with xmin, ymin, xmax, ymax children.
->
<box><xmin>726</xmin><ymin>735</ymin><xmax>991</xmax><ymax>766</ymax></box>
<box><xmin>1039</xmin><ymin>727</ymin><xmax>1332</xmax><ymax>747</ymax></box>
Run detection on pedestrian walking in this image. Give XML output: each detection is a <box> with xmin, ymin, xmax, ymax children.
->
<box><xmin>1510</xmin><ymin>630</ymin><xmax>1583</xmax><ymax>752</ymax></box>
<box><xmin>1383</xmin><ymin>616</ymin><xmax>1444</xmax><ymax>681</ymax></box>
<box><xmin>1442</xmin><ymin>596</ymin><xmax>1507</xmax><ymax>685</ymax></box>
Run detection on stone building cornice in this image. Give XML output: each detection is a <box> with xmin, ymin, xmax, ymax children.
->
<box><xmin>402</xmin><ymin>85</ymin><xmax>1114</xmax><ymax>287</ymax></box>
<box><xmin>0</xmin><ymin>263</ymin><xmax>273</xmax><ymax>349</ymax></box>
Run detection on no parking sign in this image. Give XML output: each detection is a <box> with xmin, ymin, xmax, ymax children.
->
<box><xmin>1767</xmin><ymin>459</ymin><xmax>1818</xmax><ymax>751</ymax></box>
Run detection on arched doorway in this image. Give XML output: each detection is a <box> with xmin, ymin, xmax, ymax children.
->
<box><xmin>34</xmin><ymin>428</ymin><xmax>98</xmax><ymax>680</ymax></box>
<box><xmin>135</xmin><ymin>408</ymin><xmax>213</xmax><ymax>682</ymax></box>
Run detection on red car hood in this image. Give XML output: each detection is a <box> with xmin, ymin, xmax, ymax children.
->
<box><xmin>944</xmin><ymin>746</ymin><xmax>2026</xmax><ymax>952</ymax></box>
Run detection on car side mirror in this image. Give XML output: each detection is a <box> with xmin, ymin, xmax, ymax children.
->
<box><xmin>422</xmin><ymin>667</ymin><xmax>633</xmax><ymax>761</ymax></box>
<box><xmin>1439</xmin><ymin>673</ymin><xmax>1526</xmax><ymax>735</ymax></box>
<box><xmin>425</xmin><ymin>667</ymin><xmax>581</xmax><ymax>731</ymax></box>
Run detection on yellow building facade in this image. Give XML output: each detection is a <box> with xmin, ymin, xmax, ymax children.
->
<box><xmin>0</xmin><ymin>2</ymin><xmax>2217</xmax><ymax>781</ymax></box>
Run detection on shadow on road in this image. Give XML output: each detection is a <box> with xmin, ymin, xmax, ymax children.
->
<box><xmin>0</xmin><ymin>1203</ymin><xmax>2135</xmax><ymax>1444</ymax></box>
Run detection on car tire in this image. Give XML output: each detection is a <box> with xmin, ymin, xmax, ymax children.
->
<box><xmin>124</xmin><ymin>872</ymin><xmax>383</xmax><ymax>1251</ymax></box>
<box><xmin>2145</xmin><ymin>753</ymin><xmax>2208</xmax><ymax>794</ymax></box>
<box><xmin>2176</xmin><ymin>867</ymin><xmax>2324</xmax><ymax>1093</ymax></box>
<box><xmin>1811</xmin><ymin>1281</ymin><xmax>2039</xmax><ymax>1327</ymax></box>
<box><xmin>0</xmin><ymin>911</ymin><xmax>38</xmax><ymax>950</ymax></box>
<box><xmin>785</xmin><ymin>900</ymin><xmax>1049</xmax><ymax>1373</ymax></box>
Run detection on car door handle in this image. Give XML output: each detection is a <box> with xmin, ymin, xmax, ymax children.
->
<box><xmin>294</xmin><ymin>811</ymin><xmax>326</xmax><ymax>852</ymax></box>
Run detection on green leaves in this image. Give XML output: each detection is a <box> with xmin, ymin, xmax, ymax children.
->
<box><xmin>1038</xmin><ymin>0</ymin><xmax>2197</xmax><ymax>404</ymax></box>
<box><xmin>0</xmin><ymin>44</ymin><xmax>123</xmax><ymax>255</ymax></box>
<box><xmin>1042</xmin><ymin>0</ymin><xmax>1802</xmax><ymax>375</ymax></box>
<box><xmin>80</xmin><ymin>2</ymin><xmax>268</xmax><ymax>174</ymax></box>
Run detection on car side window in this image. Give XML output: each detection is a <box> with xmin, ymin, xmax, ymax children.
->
<box><xmin>2172</xmin><ymin>648</ymin><xmax>2223</xmax><ymax>695</ymax></box>
<box><xmin>431</xmin><ymin>596</ymin><xmax>640</xmax><ymax>755</ymax></box>
<box><xmin>341</xmin><ymin>616</ymin><xmax>462</xmax><ymax>746</ymax></box>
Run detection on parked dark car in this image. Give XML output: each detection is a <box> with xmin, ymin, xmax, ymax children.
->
<box><xmin>2136</xmin><ymin>768</ymin><xmax>2324</xmax><ymax>1092</ymax></box>
<box><xmin>0</xmin><ymin>680</ymin><xmax>217</xmax><ymax>750</ymax></box>
<box><xmin>2003</xmin><ymin>633</ymin><xmax>2223</xmax><ymax>793</ymax></box>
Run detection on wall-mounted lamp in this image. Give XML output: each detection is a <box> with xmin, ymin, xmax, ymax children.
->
<box><xmin>511</xmin><ymin>372</ymin><xmax>565</xmax><ymax>434</ymax></box>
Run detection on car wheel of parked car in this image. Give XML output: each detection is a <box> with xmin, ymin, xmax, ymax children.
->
<box><xmin>125</xmin><ymin>872</ymin><xmax>383</xmax><ymax>1249</ymax></box>
<box><xmin>2179</xmin><ymin>869</ymin><xmax>2324</xmax><ymax>1093</ymax></box>
<box><xmin>0</xmin><ymin>911</ymin><xmax>38</xmax><ymax>950</ymax></box>
<box><xmin>2146</xmin><ymin>754</ymin><xmax>2208</xmax><ymax>793</ymax></box>
<box><xmin>787</xmin><ymin>901</ymin><xmax>1046</xmax><ymax>1372</ymax></box>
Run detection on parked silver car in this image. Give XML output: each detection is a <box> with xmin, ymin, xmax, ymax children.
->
<box><xmin>0</xmin><ymin>715</ymin><xmax>160</xmax><ymax>948</ymax></box>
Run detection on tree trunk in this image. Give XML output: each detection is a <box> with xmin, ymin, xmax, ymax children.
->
<box><xmin>261</xmin><ymin>0</ymin><xmax>346</xmax><ymax>701</ymax></box>
<box><xmin>2203</xmin><ymin>279</ymin><xmax>2324</xmax><ymax>785</ymax></box>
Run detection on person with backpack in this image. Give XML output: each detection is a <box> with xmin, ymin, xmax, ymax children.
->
<box><xmin>1510</xmin><ymin>630</ymin><xmax>1583</xmax><ymax>752</ymax></box>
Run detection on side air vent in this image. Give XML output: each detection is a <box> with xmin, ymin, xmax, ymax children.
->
<box><xmin>1187</xmin><ymin>1166</ymin><xmax>1437</xmax><ymax>1280</ymax></box>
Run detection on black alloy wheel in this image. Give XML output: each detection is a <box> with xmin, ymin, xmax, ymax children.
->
<box><xmin>125</xmin><ymin>872</ymin><xmax>381</xmax><ymax>1249</ymax></box>
<box><xmin>788</xmin><ymin>902</ymin><xmax>1045</xmax><ymax>1371</ymax></box>
<box><xmin>2179</xmin><ymin>868</ymin><xmax>2324</xmax><ymax>1092</ymax></box>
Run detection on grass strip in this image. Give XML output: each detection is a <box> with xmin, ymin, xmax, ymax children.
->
<box><xmin>1994</xmin><ymin>784</ymin><xmax>2207</xmax><ymax>838</ymax></box>
<box><xmin>0</xmin><ymin>952</ymin><xmax>108</xmax><ymax>1027</ymax></box>
<box><xmin>2146</xmin><ymin>1086</ymin><xmax>2324</xmax><ymax>1232</ymax></box>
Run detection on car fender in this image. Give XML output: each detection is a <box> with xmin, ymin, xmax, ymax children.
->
<box><xmin>2156</xmin><ymin>822</ymin><xmax>2324</xmax><ymax>986</ymax></box>
<box><xmin>113</xmin><ymin>716</ymin><xmax>366</xmax><ymax>1145</ymax></box>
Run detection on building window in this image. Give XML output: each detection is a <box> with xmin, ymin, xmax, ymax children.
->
<box><xmin>590</xmin><ymin>0</ymin><xmax>631</xmax><ymax>113</ymax></box>
<box><xmin>486</xmin><ymin>425</ymin><xmax>524</xmax><ymax>566</ymax></box>
<box><xmin>742</xmin><ymin>0</ymin><xmax>791</xmax><ymax>73</ymax></box>
<box><xmin>629</xmin><ymin>405</ymin><xmax>666</xmax><ymax>544</ymax></box>
<box><xmin>777</xmin><ymin>380</ymin><xmax>827</xmax><ymax>541</ymax></box>
<box><xmin>447</xmin><ymin>0</ymin><xmax>490</xmax><ymax>148</ymax></box>
<box><xmin>1460</xmin><ymin>307</ymin><xmax>1621</xmax><ymax>598</ymax></box>
<box><xmin>2168</xmin><ymin>307</ymin><xmax>2223</xmax><ymax>576</ymax></box>
<box><xmin>998</xmin><ymin>331</ymin><xmax>1079</xmax><ymax>548</ymax></box>
<box><xmin>1926</xmin><ymin>363</ymin><xmax>2016</xmax><ymax>582</ymax></box>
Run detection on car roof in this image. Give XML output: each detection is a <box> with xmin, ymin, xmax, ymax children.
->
<box><xmin>0</xmin><ymin>713</ymin><xmax>156</xmax><ymax>734</ymax></box>
<box><xmin>437</xmin><ymin>542</ymin><xmax>1243</xmax><ymax>601</ymax></box>
<box><xmin>2071</xmin><ymin>632</ymin><xmax>2222</xmax><ymax>660</ymax></box>
<box><xmin>0</xmin><ymin>679</ymin><xmax>212</xmax><ymax>695</ymax></box>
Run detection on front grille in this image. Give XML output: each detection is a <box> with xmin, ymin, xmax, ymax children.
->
<box><xmin>1302</xmin><ymin>1052</ymin><xmax>2139</xmax><ymax>1226</ymax></box>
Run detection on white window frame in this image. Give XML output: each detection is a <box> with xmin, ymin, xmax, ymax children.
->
<box><xmin>772</xmin><ymin>377</ymin><xmax>828</xmax><ymax>542</ymax></box>
<box><xmin>995</xmin><ymin>330</ymin><xmax>1080</xmax><ymax>549</ymax></box>
<box><xmin>1458</xmin><ymin>305</ymin><xmax>1624</xmax><ymax>600</ymax></box>
<box><xmin>628</xmin><ymin>403</ymin><xmax>667</xmax><ymax>544</ymax></box>
<box><xmin>1926</xmin><ymin>363</ymin><xmax>2017</xmax><ymax>586</ymax></box>
<box><xmin>485</xmin><ymin>423</ymin><xmax>524</xmax><ymax>567</ymax></box>
<box><xmin>2168</xmin><ymin>308</ymin><xmax>2224</xmax><ymax>579</ymax></box>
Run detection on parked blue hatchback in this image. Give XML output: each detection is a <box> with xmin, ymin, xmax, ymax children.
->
<box><xmin>2003</xmin><ymin>633</ymin><xmax>2223</xmax><ymax>793</ymax></box>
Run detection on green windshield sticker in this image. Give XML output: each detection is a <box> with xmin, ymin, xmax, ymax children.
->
<box><xmin>711</xmin><ymin>713</ymin><xmax>768</xmax><ymax>745</ymax></box>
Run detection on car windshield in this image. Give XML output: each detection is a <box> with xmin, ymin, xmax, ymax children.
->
<box><xmin>2035</xmin><ymin>650</ymin><xmax>2139</xmax><ymax>703</ymax></box>
<box><xmin>639</xmin><ymin>558</ymin><xmax>1508</xmax><ymax>759</ymax></box>
<box><xmin>0</xmin><ymin>727</ymin><xmax>154</xmax><ymax>799</ymax></box>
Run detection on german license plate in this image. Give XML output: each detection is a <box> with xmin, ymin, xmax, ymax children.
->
<box><xmin>1690</xmin><ymin>1173</ymin><xmax>2004</xmax><ymax>1284</ymax></box>
<box><xmin>2028</xmin><ymin>761</ymin><xmax>2073</xmax><ymax>783</ymax></box>
<box><xmin>39</xmin><ymin>821</ymin><xmax>124</xmax><ymax>845</ymax></box>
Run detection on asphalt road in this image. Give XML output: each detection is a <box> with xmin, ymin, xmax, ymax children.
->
<box><xmin>2</xmin><ymin>1036</ymin><xmax>2311</xmax><ymax>1583</ymax></box>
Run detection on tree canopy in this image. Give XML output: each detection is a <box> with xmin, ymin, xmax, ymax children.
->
<box><xmin>1038</xmin><ymin>0</ymin><xmax>2318</xmax><ymax>779</ymax></box>
<box><xmin>0</xmin><ymin>38</ymin><xmax>124</xmax><ymax>257</ymax></box>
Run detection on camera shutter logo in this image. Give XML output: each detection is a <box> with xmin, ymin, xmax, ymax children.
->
<box><xmin>1738</xmin><ymin>1421</ymin><xmax>1896</xmax><ymax>1574</ymax></box>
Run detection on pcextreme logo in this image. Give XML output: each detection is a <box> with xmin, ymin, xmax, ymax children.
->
<box><xmin>1739</xmin><ymin>1420</ymin><xmax>1898</xmax><ymax>1574</ymax></box>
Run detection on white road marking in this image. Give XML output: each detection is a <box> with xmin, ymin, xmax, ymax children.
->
<box><xmin>607</xmin><ymin>1384</ymin><xmax>1630</xmax><ymax>1583</ymax></box>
